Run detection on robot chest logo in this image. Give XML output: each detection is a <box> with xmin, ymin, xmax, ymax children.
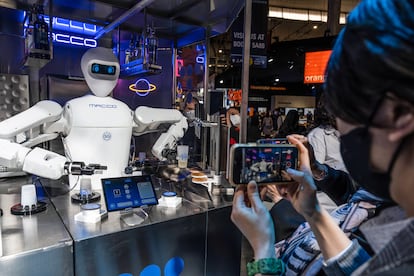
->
<box><xmin>102</xmin><ymin>131</ymin><xmax>112</xmax><ymax>141</ymax></box>
<box><xmin>129</xmin><ymin>78</ymin><xmax>157</xmax><ymax>97</ymax></box>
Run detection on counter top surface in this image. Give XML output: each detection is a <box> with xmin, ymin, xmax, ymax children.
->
<box><xmin>0</xmin><ymin>176</ymin><xmax>72</xmax><ymax>257</ymax></box>
<box><xmin>39</xmin><ymin>174</ymin><xmax>234</xmax><ymax>241</ymax></box>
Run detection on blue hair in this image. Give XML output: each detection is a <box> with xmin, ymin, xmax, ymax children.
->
<box><xmin>325</xmin><ymin>0</ymin><xmax>414</xmax><ymax>124</ymax></box>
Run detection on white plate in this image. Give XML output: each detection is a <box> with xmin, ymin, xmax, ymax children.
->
<box><xmin>192</xmin><ymin>175</ymin><xmax>207</xmax><ymax>180</ymax></box>
<box><xmin>192</xmin><ymin>178</ymin><xmax>209</xmax><ymax>184</ymax></box>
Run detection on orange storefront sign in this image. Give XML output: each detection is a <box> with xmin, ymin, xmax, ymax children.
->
<box><xmin>303</xmin><ymin>50</ymin><xmax>332</xmax><ymax>84</ymax></box>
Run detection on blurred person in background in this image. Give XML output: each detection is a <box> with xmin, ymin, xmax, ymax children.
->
<box><xmin>277</xmin><ymin>109</ymin><xmax>306</xmax><ymax>138</ymax></box>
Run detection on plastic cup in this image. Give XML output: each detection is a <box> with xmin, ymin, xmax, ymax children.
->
<box><xmin>21</xmin><ymin>184</ymin><xmax>37</xmax><ymax>209</ymax></box>
<box><xmin>177</xmin><ymin>145</ymin><xmax>189</xmax><ymax>168</ymax></box>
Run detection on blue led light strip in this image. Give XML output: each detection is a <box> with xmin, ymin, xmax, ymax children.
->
<box><xmin>52</xmin><ymin>33</ymin><xmax>97</xmax><ymax>48</ymax></box>
<box><xmin>44</xmin><ymin>16</ymin><xmax>101</xmax><ymax>35</ymax></box>
<box><xmin>32</xmin><ymin>16</ymin><xmax>100</xmax><ymax>47</ymax></box>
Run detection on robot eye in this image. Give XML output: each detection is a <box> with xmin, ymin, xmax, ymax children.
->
<box><xmin>91</xmin><ymin>63</ymin><xmax>116</xmax><ymax>75</ymax></box>
<box><xmin>92</xmin><ymin>64</ymin><xmax>100</xmax><ymax>73</ymax></box>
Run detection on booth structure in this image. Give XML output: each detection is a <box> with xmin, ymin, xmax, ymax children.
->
<box><xmin>0</xmin><ymin>175</ymin><xmax>242</xmax><ymax>276</ymax></box>
<box><xmin>0</xmin><ymin>1</ymin><xmax>248</xmax><ymax>275</ymax></box>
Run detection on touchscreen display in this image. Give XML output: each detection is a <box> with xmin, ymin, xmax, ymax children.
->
<box><xmin>101</xmin><ymin>175</ymin><xmax>158</xmax><ymax>212</ymax></box>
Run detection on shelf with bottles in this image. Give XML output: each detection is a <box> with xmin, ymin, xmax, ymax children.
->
<box><xmin>24</xmin><ymin>4</ymin><xmax>53</xmax><ymax>67</ymax></box>
<box><xmin>120</xmin><ymin>25</ymin><xmax>161</xmax><ymax>78</ymax></box>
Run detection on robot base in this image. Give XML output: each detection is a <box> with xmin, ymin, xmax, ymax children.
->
<box><xmin>71</xmin><ymin>192</ymin><xmax>101</xmax><ymax>204</ymax></box>
<box><xmin>10</xmin><ymin>201</ymin><xmax>47</xmax><ymax>216</ymax></box>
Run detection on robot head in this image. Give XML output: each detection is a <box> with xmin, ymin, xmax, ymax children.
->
<box><xmin>81</xmin><ymin>47</ymin><xmax>120</xmax><ymax>97</ymax></box>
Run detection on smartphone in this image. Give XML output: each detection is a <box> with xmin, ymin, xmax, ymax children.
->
<box><xmin>256</xmin><ymin>138</ymin><xmax>290</xmax><ymax>145</ymax></box>
<box><xmin>229</xmin><ymin>144</ymin><xmax>299</xmax><ymax>185</ymax></box>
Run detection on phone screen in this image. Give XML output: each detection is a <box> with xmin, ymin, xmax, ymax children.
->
<box><xmin>230</xmin><ymin>144</ymin><xmax>299</xmax><ymax>185</ymax></box>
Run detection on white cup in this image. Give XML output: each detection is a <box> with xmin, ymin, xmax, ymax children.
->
<box><xmin>176</xmin><ymin>145</ymin><xmax>189</xmax><ymax>168</ymax></box>
<box><xmin>21</xmin><ymin>184</ymin><xmax>37</xmax><ymax>209</ymax></box>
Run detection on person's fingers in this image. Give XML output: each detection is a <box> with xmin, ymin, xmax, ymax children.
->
<box><xmin>266</xmin><ymin>184</ymin><xmax>278</xmax><ymax>194</ymax></box>
<box><xmin>232</xmin><ymin>185</ymin><xmax>247</xmax><ymax>208</ymax></box>
<box><xmin>275</xmin><ymin>182</ymin><xmax>298</xmax><ymax>199</ymax></box>
<box><xmin>287</xmin><ymin>134</ymin><xmax>308</xmax><ymax>144</ymax></box>
<box><xmin>246</xmin><ymin>181</ymin><xmax>262</xmax><ymax>210</ymax></box>
<box><xmin>281</xmin><ymin>170</ymin><xmax>292</xmax><ymax>181</ymax></box>
<box><xmin>286</xmin><ymin>168</ymin><xmax>317</xmax><ymax>191</ymax></box>
<box><xmin>259</xmin><ymin>186</ymin><xmax>268</xmax><ymax>200</ymax></box>
<box><xmin>287</xmin><ymin>135</ymin><xmax>311</xmax><ymax>173</ymax></box>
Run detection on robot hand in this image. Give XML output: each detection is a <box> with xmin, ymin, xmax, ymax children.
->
<box><xmin>0</xmin><ymin>139</ymin><xmax>106</xmax><ymax>179</ymax></box>
<box><xmin>133</xmin><ymin>106</ymin><xmax>188</xmax><ymax>161</ymax></box>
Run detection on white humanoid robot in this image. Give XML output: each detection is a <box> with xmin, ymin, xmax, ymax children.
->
<box><xmin>0</xmin><ymin>47</ymin><xmax>188</xmax><ymax>190</ymax></box>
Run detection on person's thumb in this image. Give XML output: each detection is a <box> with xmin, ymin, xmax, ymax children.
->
<box><xmin>247</xmin><ymin>181</ymin><xmax>262</xmax><ymax>208</ymax></box>
<box><xmin>286</xmin><ymin>168</ymin><xmax>305</xmax><ymax>182</ymax></box>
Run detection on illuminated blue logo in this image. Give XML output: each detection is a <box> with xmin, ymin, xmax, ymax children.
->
<box><xmin>44</xmin><ymin>16</ymin><xmax>101</xmax><ymax>35</ymax></box>
<box><xmin>196</xmin><ymin>55</ymin><xmax>204</xmax><ymax>64</ymax></box>
<box><xmin>52</xmin><ymin>33</ymin><xmax>97</xmax><ymax>47</ymax></box>
<box><xmin>41</xmin><ymin>16</ymin><xmax>99</xmax><ymax>47</ymax></box>
<box><xmin>118</xmin><ymin>256</ymin><xmax>184</xmax><ymax>276</ymax></box>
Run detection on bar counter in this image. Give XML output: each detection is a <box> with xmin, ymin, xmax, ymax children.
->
<box><xmin>0</xmin><ymin>176</ymin><xmax>73</xmax><ymax>276</ymax></box>
<box><xmin>0</xmin><ymin>174</ymin><xmax>241</xmax><ymax>276</ymax></box>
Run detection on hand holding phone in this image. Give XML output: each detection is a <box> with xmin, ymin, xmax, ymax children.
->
<box><xmin>229</xmin><ymin>144</ymin><xmax>299</xmax><ymax>185</ymax></box>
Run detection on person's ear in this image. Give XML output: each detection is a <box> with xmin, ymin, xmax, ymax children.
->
<box><xmin>389</xmin><ymin>103</ymin><xmax>414</xmax><ymax>142</ymax></box>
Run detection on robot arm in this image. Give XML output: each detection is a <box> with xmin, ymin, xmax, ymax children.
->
<box><xmin>0</xmin><ymin>100</ymin><xmax>64</xmax><ymax>146</ymax></box>
<box><xmin>133</xmin><ymin>106</ymin><xmax>188</xmax><ymax>161</ymax></box>
<box><xmin>0</xmin><ymin>100</ymin><xmax>104</xmax><ymax>179</ymax></box>
<box><xmin>0</xmin><ymin>139</ymin><xmax>105</xmax><ymax>179</ymax></box>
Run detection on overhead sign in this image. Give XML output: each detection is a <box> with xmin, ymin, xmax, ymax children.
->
<box><xmin>231</xmin><ymin>0</ymin><xmax>268</xmax><ymax>68</ymax></box>
<box><xmin>45</xmin><ymin>16</ymin><xmax>99</xmax><ymax>47</ymax></box>
<box><xmin>52</xmin><ymin>33</ymin><xmax>97</xmax><ymax>47</ymax></box>
<box><xmin>304</xmin><ymin>50</ymin><xmax>332</xmax><ymax>84</ymax></box>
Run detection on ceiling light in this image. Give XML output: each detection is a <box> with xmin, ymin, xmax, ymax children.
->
<box><xmin>218</xmin><ymin>49</ymin><xmax>223</xmax><ymax>53</ymax></box>
<box><xmin>313</xmin><ymin>25</ymin><xmax>318</xmax><ymax>29</ymax></box>
<box><xmin>268</xmin><ymin>6</ymin><xmax>348</xmax><ymax>24</ymax></box>
<box><xmin>268</xmin><ymin>58</ymin><xmax>274</xmax><ymax>63</ymax></box>
<box><xmin>219</xmin><ymin>80</ymin><xmax>224</xmax><ymax>84</ymax></box>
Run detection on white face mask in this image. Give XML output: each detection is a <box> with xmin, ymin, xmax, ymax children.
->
<box><xmin>185</xmin><ymin>110</ymin><xmax>195</xmax><ymax>120</ymax></box>
<box><xmin>230</xmin><ymin>114</ymin><xmax>241</xmax><ymax>126</ymax></box>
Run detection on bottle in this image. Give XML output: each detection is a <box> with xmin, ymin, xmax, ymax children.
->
<box><xmin>33</xmin><ymin>5</ymin><xmax>49</xmax><ymax>52</ymax></box>
<box><xmin>125</xmin><ymin>35</ymin><xmax>135</xmax><ymax>64</ymax></box>
<box><xmin>147</xmin><ymin>27</ymin><xmax>158</xmax><ymax>64</ymax></box>
<box><xmin>135</xmin><ymin>33</ymin><xmax>144</xmax><ymax>60</ymax></box>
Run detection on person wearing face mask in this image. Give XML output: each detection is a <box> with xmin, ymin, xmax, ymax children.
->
<box><xmin>231</xmin><ymin>0</ymin><xmax>414</xmax><ymax>275</ymax></box>
<box><xmin>179</xmin><ymin>93</ymin><xmax>200</xmax><ymax>163</ymax></box>
<box><xmin>226</xmin><ymin>104</ymin><xmax>241</xmax><ymax>146</ymax></box>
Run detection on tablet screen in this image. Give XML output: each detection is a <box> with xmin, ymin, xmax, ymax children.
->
<box><xmin>101</xmin><ymin>175</ymin><xmax>158</xmax><ymax>212</ymax></box>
